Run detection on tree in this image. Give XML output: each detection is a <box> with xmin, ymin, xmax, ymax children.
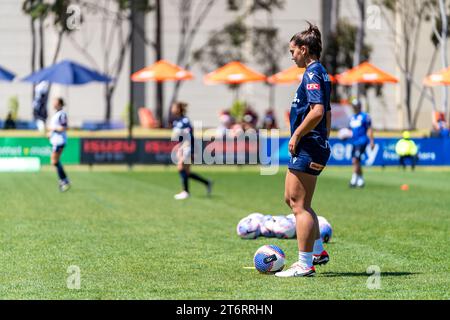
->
<box><xmin>23</xmin><ymin>0</ymin><xmax>82</xmax><ymax>123</ymax></box>
<box><xmin>377</xmin><ymin>0</ymin><xmax>434</xmax><ymax>129</ymax></box>
<box><xmin>23</xmin><ymin>0</ymin><xmax>45</xmax><ymax>72</ymax></box>
<box><xmin>322</xmin><ymin>18</ymin><xmax>373</xmax><ymax>102</ymax></box>
<box><xmin>67</xmin><ymin>0</ymin><xmax>154</xmax><ymax>124</ymax></box>
<box><xmin>23</xmin><ymin>0</ymin><xmax>80</xmax><ymax>69</ymax></box>
<box><xmin>352</xmin><ymin>0</ymin><xmax>366</xmax><ymax>99</ymax></box>
<box><xmin>252</xmin><ymin>25</ymin><xmax>285</xmax><ymax>109</ymax></box>
<box><xmin>167</xmin><ymin>0</ymin><xmax>217</xmax><ymax>125</ymax></box>
<box><xmin>193</xmin><ymin>0</ymin><xmax>285</xmax><ymax>105</ymax></box>
<box><xmin>427</xmin><ymin>0</ymin><xmax>449</xmax><ymax>120</ymax></box>
<box><xmin>410</xmin><ymin>0</ymin><xmax>450</xmax><ymax>127</ymax></box>
<box><xmin>194</xmin><ymin>18</ymin><xmax>249</xmax><ymax>73</ymax></box>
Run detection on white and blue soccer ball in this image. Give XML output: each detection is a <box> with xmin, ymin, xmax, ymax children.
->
<box><xmin>272</xmin><ymin>216</ymin><xmax>296</xmax><ymax>239</ymax></box>
<box><xmin>318</xmin><ymin>215</ymin><xmax>328</xmax><ymax>225</ymax></box>
<box><xmin>260</xmin><ymin>215</ymin><xmax>276</xmax><ymax>237</ymax></box>
<box><xmin>247</xmin><ymin>212</ymin><xmax>265</xmax><ymax>221</ymax></box>
<box><xmin>253</xmin><ymin>245</ymin><xmax>286</xmax><ymax>274</ymax></box>
<box><xmin>236</xmin><ymin>217</ymin><xmax>261</xmax><ymax>239</ymax></box>
<box><xmin>318</xmin><ymin>216</ymin><xmax>332</xmax><ymax>243</ymax></box>
<box><xmin>286</xmin><ymin>213</ymin><xmax>296</xmax><ymax>224</ymax></box>
<box><xmin>338</xmin><ymin>127</ymin><xmax>353</xmax><ymax>140</ymax></box>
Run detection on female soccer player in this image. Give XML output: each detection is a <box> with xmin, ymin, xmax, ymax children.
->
<box><xmin>275</xmin><ymin>23</ymin><xmax>331</xmax><ymax>278</ymax></box>
<box><xmin>48</xmin><ymin>97</ymin><xmax>70</xmax><ymax>192</ymax></box>
<box><xmin>171</xmin><ymin>101</ymin><xmax>212</xmax><ymax>200</ymax></box>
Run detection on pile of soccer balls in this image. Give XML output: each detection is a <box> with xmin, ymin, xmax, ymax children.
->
<box><xmin>236</xmin><ymin>212</ymin><xmax>333</xmax><ymax>243</ymax></box>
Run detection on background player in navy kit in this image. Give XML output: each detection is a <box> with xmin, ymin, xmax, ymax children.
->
<box><xmin>349</xmin><ymin>99</ymin><xmax>374</xmax><ymax>188</ymax></box>
<box><xmin>171</xmin><ymin>102</ymin><xmax>212</xmax><ymax>200</ymax></box>
<box><xmin>48</xmin><ymin>97</ymin><xmax>70</xmax><ymax>192</ymax></box>
<box><xmin>275</xmin><ymin>23</ymin><xmax>331</xmax><ymax>278</ymax></box>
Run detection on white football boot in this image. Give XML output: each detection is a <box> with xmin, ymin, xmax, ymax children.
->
<box><xmin>275</xmin><ymin>262</ymin><xmax>316</xmax><ymax>278</ymax></box>
<box><xmin>174</xmin><ymin>191</ymin><xmax>190</xmax><ymax>200</ymax></box>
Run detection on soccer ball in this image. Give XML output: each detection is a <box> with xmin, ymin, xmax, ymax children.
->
<box><xmin>318</xmin><ymin>216</ymin><xmax>332</xmax><ymax>243</ymax></box>
<box><xmin>286</xmin><ymin>213</ymin><xmax>296</xmax><ymax>224</ymax></box>
<box><xmin>260</xmin><ymin>215</ymin><xmax>276</xmax><ymax>237</ymax></box>
<box><xmin>247</xmin><ymin>212</ymin><xmax>265</xmax><ymax>222</ymax></box>
<box><xmin>236</xmin><ymin>217</ymin><xmax>261</xmax><ymax>239</ymax></box>
<box><xmin>272</xmin><ymin>216</ymin><xmax>296</xmax><ymax>239</ymax></box>
<box><xmin>253</xmin><ymin>245</ymin><xmax>286</xmax><ymax>274</ymax></box>
<box><xmin>317</xmin><ymin>215</ymin><xmax>329</xmax><ymax>225</ymax></box>
<box><xmin>338</xmin><ymin>127</ymin><xmax>353</xmax><ymax>140</ymax></box>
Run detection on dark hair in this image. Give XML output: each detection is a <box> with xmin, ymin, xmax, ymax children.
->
<box><xmin>173</xmin><ymin>101</ymin><xmax>188</xmax><ymax>116</ymax></box>
<box><xmin>56</xmin><ymin>97</ymin><xmax>65</xmax><ymax>107</ymax></box>
<box><xmin>290</xmin><ymin>21</ymin><xmax>322</xmax><ymax>59</ymax></box>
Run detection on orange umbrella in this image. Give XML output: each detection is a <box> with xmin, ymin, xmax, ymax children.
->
<box><xmin>268</xmin><ymin>65</ymin><xmax>336</xmax><ymax>84</ymax></box>
<box><xmin>268</xmin><ymin>66</ymin><xmax>305</xmax><ymax>84</ymax></box>
<box><xmin>131</xmin><ymin>59</ymin><xmax>193</xmax><ymax>82</ymax></box>
<box><xmin>424</xmin><ymin>67</ymin><xmax>450</xmax><ymax>86</ymax></box>
<box><xmin>336</xmin><ymin>62</ymin><xmax>398</xmax><ymax>85</ymax></box>
<box><xmin>204</xmin><ymin>61</ymin><xmax>266</xmax><ymax>84</ymax></box>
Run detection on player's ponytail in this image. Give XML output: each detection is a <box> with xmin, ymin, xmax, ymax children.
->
<box><xmin>290</xmin><ymin>21</ymin><xmax>322</xmax><ymax>59</ymax></box>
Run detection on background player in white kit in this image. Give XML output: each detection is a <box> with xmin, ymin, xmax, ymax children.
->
<box><xmin>48</xmin><ymin>97</ymin><xmax>70</xmax><ymax>192</ymax></box>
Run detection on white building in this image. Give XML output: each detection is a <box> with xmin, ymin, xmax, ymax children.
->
<box><xmin>0</xmin><ymin>0</ymin><xmax>447</xmax><ymax>131</ymax></box>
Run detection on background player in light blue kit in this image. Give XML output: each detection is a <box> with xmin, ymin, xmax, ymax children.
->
<box><xmin>349</xmin><ymin>99</ymin><xmax>374</xmax><ymax>188</ymax></box>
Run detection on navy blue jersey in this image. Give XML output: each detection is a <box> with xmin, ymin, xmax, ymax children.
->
<box><xmin>349</xmin><ymin>112</ymin><xmax>371</xmax><ymax>146</ymax></box>
<box><xmin>289</xmin><ymin>61</ymin><xmax>331</xmax><ymax>151</ymax></box>
<box><xmin>172</xmin><ymin>116</ymin><xmax>194</xmax><ymax>147</ymax></box>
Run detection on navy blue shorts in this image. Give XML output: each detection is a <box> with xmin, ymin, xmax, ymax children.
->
<box><xmin>351</xmin><ymin>144</ymin><xmax>367</xmax><ymax>161</ymax></box>
<box><xmin>52</xmin><ymin>144</ymin><xmax>65</xmax><ymax>153</ymax></box>
<box><xmin>288</xmin><ymin>147</ymin><xmax>331</xmax><ymax>176</ymax></box>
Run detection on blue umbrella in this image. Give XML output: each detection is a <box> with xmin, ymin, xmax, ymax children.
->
<box><xmin>0</xmin><ymin>65</ymin><xmax>15</xmax><ymax>81</ymax></box>
<box><xmin>22</xmin><ymin>59</ymin><xmax>112</xmax><ymax>85</ymax></box>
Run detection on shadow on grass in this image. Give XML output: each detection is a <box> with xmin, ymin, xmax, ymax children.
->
<box><xmin>320</xmin><ymin>271</ymin><xmax>419</xmax><ymax>278</ymax></box>
<box><xmin>198</xmin><ymin>194</ymin><xmax>223</xmax><ymax>200</ymax></box>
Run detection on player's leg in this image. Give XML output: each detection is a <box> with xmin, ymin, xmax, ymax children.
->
<box><xmin>351</xmin><ymin>156</ymin><xmax>360</xmax><ymax>187</ymax></box>
<box><xmin>355</xmin><ymin>144</ymin><xmax>367</xmax><ymax>188</ymax></box>
<box><xmin>174</xmin><ymin>148</ymin><xmax>190</xmax><ymax>200</ymax></box>
<box><xmin>399</xmin><ymin>156</ymin><xmax>407</xmax><ymax>170</ymax></box>
<box><xmin>276</xmin><ymin>169</ymin><xmax>317</xmax><ymax>277</ymax></box>
<box><xmin>188</xmin><ymin>170</ymin><xmax>213</xmax><ymax>196</ymax></box>
<box><xmin>350</xmin><ymin>144</ymin><xmax>359</xmax><ymax>187</ymax></box>
<box><xmin>51</xmin><ymin>146</ymin><xmax>70</xmax><ymax>192</ymax></box>
<box><xmin>411</xmin><ymin>155</ymin><xmax>417</xmax><ymax>171</ymax></box>
<box><xmin>308</xmin><ymin>207</ymin><xmax>329</xmax><ymax>266</ymax></box>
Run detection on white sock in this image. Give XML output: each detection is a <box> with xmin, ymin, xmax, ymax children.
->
<box><xmin>298</xmin><ymin>251</ymin><xmax>313</xmax><ymax>268</ymax></box>
<box><xmin>350</xmin><ymin>173</ymin><xmax>358</xmax><ymax>184</ymax></box>
<box><xmin>356</xmin><ymin>175</ymin><xmax>364</xmax><ymax>186</ymax></box>
<box><xmin>313</xmin><ymin>239</ymin><xmax>324</xmax><ymax>255</ymax></box>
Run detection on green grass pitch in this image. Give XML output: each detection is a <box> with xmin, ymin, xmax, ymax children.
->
<box><xmin>0</xmin><ymin>166</ymin><xmax>448</xmax><ymax>299</ymax></box>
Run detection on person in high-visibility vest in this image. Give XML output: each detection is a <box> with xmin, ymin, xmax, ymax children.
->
<box><xmin>395</xmin><ymin>131</ymin><xmax>418</xmax><ymax>170</ymax></box>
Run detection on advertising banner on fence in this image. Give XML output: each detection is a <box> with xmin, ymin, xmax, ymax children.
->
<box><xmin>80</xmin><ymin>138</ymin><xmax>262</xmax><ymax>165</ymax></box>
<box><xmin>81</xmin><ymin>138</ymin><xmax>180</xmax><ymax>164</ymax></box>
<box><xmin>276</xmin><ymin>137</ymin><xmax>450</xmax><ymax>166</ymax></box>
<box><xmin>0</xmin><ymin>137</ymin><xmax>80</xmax><ymax>164</ymax></box>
